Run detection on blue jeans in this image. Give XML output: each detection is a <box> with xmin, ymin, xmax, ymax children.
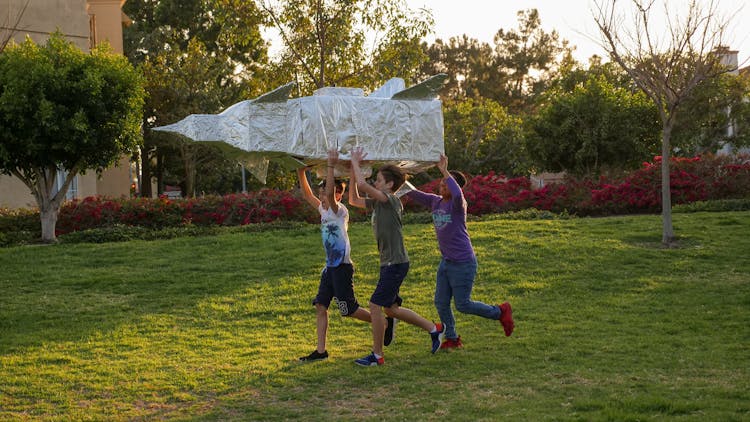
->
<box><xmin>435</xmin><ymin>258</ymin><xmax>500</xmax><ymax>339</ymax></box>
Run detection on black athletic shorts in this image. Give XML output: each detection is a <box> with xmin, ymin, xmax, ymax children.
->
<box><xmin>313</xmin><ymin>263</ymin><xmax>360</xmax><ymax>316</ymax></box>
<box><xmin>369</xmin><ymin>262</ymin><xmax>408</xmax><ymax>308</ymax></box>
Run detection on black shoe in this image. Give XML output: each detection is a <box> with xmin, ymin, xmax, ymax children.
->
<box><xmin>299</xmin><ymin>350</ymin><xmax>328</xmax><ymax>361</ymax></box>
<box><xmin>384</xmin><ymin>317</ymin><xmax>397</xmax><ymax>346</ymax></box>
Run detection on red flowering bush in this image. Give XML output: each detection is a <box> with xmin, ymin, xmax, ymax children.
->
<box><xmin>405</xmin><ymin>154</ymin><xmax>750</xmax><ymax>217</ymax></box>
<box><xmin>55</xmin><ymin>189</ymin><xmax>314</xmax><ymax>236</ymax></box>
<box><xmin>37</xmin><ymin>153</ymin><xmax>750</xmax><ymax>237</ymax></box>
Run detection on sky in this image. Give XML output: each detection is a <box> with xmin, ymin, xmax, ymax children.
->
<box><xmin>404</xmin><ymin>0</ymin><xmax>750</xmax><ymax>67</ymax></box>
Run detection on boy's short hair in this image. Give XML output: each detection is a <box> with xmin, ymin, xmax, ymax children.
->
<box><xmin>319</xmin><ymin>178</ymin><xmax>346</xmax><ymax>193</ymax></box>
<box><xmin>378</xmin><ymin>164</ymin><xmax>405</xmax><ymax>192</ymax></box>
<box><xmin>449</xmin><ymin>170</ymin><xmax>467</xmax><ymax>188</ymax></box>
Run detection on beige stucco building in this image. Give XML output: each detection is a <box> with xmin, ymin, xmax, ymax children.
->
<box><xmin>0</xmin><ymin>0</ymin><xmax>134</xmax><ymax>209</ymax></box>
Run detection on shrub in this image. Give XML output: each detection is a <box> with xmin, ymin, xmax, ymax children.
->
<box><xmin>673</xmin><ymin>198</ymin><xmax>750</xmax><ymax>213</ymax></box>
<box><xmin>2</xmin><ymin>153</ymin><xmax>748</xmax><ymax>247</ymax></box>
<box><xmin>404</xmin><ymin>154</ymin><xmax>750</xmax><ymax>217</ymax></box>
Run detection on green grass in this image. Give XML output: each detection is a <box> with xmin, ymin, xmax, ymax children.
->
<box><xmin>1</xmin><ymin>212</ymin><xmax>749</xmax><ymax>421</ymax></box>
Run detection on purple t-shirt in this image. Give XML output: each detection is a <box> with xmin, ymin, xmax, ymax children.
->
<box><xmin>406</xmin><ymin>176</ymin><xmax>475</xmax><ymax>262</ymax></box>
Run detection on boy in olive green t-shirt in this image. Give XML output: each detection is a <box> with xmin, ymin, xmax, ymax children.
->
<box><xmin>348</xmin><ymin>146</ymin><xmax>444</xmax><ymax>366</ymax></box>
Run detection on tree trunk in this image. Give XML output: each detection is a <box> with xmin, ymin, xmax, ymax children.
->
<box><xmin>140</xmin><ymin>146</ymin><xmax>153</xmax><ymax>198</ymax></box>
<box><xmin>183</xmin><ymin>147</ymin><xmax>196</xmax><ymax>198</ymax></box>
<box><xmin>660</xmin><ymin>124</ymin><xmax>675</xmax><ymax>246</ymax></box>
<box><xmin>40</xmin><ymin>205</ymin><xmax>59</xmax><ymax>243</ymax></box>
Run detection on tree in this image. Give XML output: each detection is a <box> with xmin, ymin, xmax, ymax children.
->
<box><xmin>0</xmin><ymin>34</ymin><xmax>145</xmax><ymax>242</ymax></box>
<box><xmin>140</xmin><ymin>39</ymin><xmax>240</xmax><ymax>197</ymax></box>
<box><xmin>593</xmin><ymin>0</ymin><xmax>736</xmax><ymax>245</ymax></box>
<box><xmin>671</xmin><ymin>71</ymin><xmax>750</xmax><ymax>154</ymax></box>
<box><xmin>260</xmin><ymin>0</ymin><xmax>433</xmax><ymax>94</ymax></box>
<box><xmin>493</xmin><ymin>9</ymin><xmax>575</xmax><ymax>114</ymax></box>
<box><xmin>418</xmin><ymin>9</ymin><xmax>574</xmax><ymax>114</ymax></box>
<box><xmin>124</xmin><ymin>0</ymin><xmax>267</xmax><ymax>70</ymax></box>
<box><xmin>419</xmin><ymin>35</ymin><xmax>495</xmax><ymax>100</ymax></box>
<box><xmin>527</xmin><ymin>68</ymin><xmax>660</xmax><ymax>176</ymax></box>
<box><xmin>443</xmin><ymin>98</ymin><xmax>528</xmax><ymax>176</ymax></box>
<box><xmin>123</xmin><ymin>0</ymin><xmax>267</xmax><ymax>197</ymax></box>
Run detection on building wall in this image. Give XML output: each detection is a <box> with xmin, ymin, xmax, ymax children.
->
<box><xmin>2</xmin><ymin>0</ymin><xmax>90</xmax><ymax>51</ymax></box>
<box><xmin>87</xmin><ymin>0</ymin><xmax>134</xmax><ymax>199</ymax></box>
<box><xmin>0</xmin><ymin>0</ymin><xmax>132</xmax><ymax>209</ymax></box>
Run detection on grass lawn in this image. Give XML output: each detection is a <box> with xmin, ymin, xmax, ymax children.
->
<box><xmin>1</xmin><ymin>211</ymin><xmax>748</xmax><ymax>420</ymax></box>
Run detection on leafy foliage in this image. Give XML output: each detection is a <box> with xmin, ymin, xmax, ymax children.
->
<box><xmin>0</xmin><ymin>34</ymin><xmax>144</xmax><ymax>174</ymax></box>
<box><xmin>442</xmin><ymin>98</ymin><xmax>529</xmax><ymax>176</ymax></box>
<box><xmin>123</xmin><ymin>0</ymin><xmax>269</xmax><ymax>197</ymax></box>
<box><xmin>0</xmin><ymin>33</ymin><xmax>145</xmax><ymax>241</ymax></box>
<box><xmin>261</xmin><ymin>0</ymin><xmax>433</xmax><ymax>93</ymax></box>
<box><xmin>419</xmin><ymin>35</ymin><xmax>495</xmax><ymax>99</ymax></box>
<box><xmin>420</xmin><ymin>8</ymin><xmax>573</xmax><ymax>114</ymax></box>
<box><xmin>403</xmin><ymin>154</ymin><xmax>750</xmax><ymax>216</ymax></box>
<box><xmin>671</xmin><ymin>72</ymin><xmax>750</xmax><ymax>155</ymax></box>
<box><xmin>527</xmin><ymin>70</ymin><xmax>660</xmax><ymax>176</ymax></box>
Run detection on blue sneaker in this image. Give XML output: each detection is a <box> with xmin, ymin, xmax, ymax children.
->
<box><xmin>430</xmin><ymin>322</ymin><xmax>445</xmax><ymax>354</ymax></box>
<box><xmin>355</xmin><ymin>352</ymin><xmax>384</xmax><ymax>366</ymax></box>
<box><xmin>384</xmin><ymin>317</ymin><xmax>397</xmax><ymax>346</ymax></box>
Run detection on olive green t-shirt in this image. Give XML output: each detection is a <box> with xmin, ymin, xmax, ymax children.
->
<box><xmin>366</xmin><ymin>194</ymin><xmax>409</xmax><ymax>266</ymax></box>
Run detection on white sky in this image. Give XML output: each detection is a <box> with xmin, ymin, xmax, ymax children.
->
<box><xmin>405</xmin><ymin>0</ymin><xmax>750</xmax><ymax>66</ymax></box>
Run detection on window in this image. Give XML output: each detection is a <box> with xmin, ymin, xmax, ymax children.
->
<box><xmin>88</xmin><ymin>14</ymin><xmax>97</xmax><ymax>50</ymax></box>
<box><xmin>54</xmin><ymin>168</ymin><xmax>78</xmax><ymax>200</ymax></box>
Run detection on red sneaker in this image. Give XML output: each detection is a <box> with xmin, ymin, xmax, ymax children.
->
<box><xmin>440</xmin><ymin>336</ymin><xmax>464</xmax><ymax>350</ymax></box>
<box><xmin>499</xmin><ymin>302</ymin><xmax>514</xmax><ymax>337</ymax></box>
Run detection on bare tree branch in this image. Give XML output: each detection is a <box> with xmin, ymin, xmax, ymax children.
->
<box><xmin>592</xmin><ymin>0</ymin><xmax>737</xmax><ymax>245</ymax></box>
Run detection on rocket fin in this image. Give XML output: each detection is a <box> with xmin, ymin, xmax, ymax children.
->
<box><xmin>391</xmin><ymin>73</ymin><xmax>448</xmax><ymax>100</ymax></box>
<box><xmin>252</xmin><ymin>81</ymin><xmax>297</xmax><ymax>103</ymax></box>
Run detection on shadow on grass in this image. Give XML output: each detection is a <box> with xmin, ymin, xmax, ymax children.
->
<box><xmin>0</xmin><ymin>228</ymin><xmax>316</xmax><ymax>355</ymax></box>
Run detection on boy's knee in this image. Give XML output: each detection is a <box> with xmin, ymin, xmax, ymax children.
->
<box><xmin>455</xmin><ymin>301</ymin><xmax>472</xmax><ymax>313</ymax></box>
<box><xmin>383</xmin><ymin>306</ymin><xmax>398</xmax><ymax>318</ymax></box>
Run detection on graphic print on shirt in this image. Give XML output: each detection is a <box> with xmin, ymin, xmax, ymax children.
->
<box><xmin>323</xmin><ymin>222</ymin><xmax>346</xmax><ymax>266</ymax></box>
<box><xmin>432</xmin><ymin>209</ymin><xmax>452</xmax><ymax>230</ymax></box>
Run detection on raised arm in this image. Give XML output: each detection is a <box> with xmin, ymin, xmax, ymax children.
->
<box><xmin>297</xmin><ymin>167</ymin><xmax>320</xmax><ymax>209</ymax></box>
<box><xmin>436</xmin><ymin>154</ymin><xmax>451</xmax><ymax>179</ymax></box>
<box><xmin>350</xmin><ymin>146</ymin><xmax>388</xmax><ymax>203</ymax></box>
<box><xmin>325</xmin><ymin>148</ymin><xmax>339</xmax><ymax>214</ymax></box>
<box><xmin>438</xmin><ymin>154</ymin><xmax>464</xmax><ymax>204</ymax></box>
<box><xmin>348</xmin><ymin>163</ymin><xmax>366</xmax><ymax>209</ymax></box>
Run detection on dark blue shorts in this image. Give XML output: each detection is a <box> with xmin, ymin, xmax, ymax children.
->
<box><xmin>313</xmin><ymin>263</ymin><xmax>360</xmax><ymax>316</ymax></box>
<box><xmin>369</xmin><ymin>262</ymin><xmax>408</xmax><ymax>308</ymax></box>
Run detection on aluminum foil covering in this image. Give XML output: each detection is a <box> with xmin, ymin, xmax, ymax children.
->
<box><xmin>153</xmin><ymin>75</ymin><xmax>447</xmax><ymax>183</ymax></box>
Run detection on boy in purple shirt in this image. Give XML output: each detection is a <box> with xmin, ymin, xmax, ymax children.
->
<box><xmin>406</xmin><ymin>154</ymin><xmax>514</xmax><ymax>350</ymax></box>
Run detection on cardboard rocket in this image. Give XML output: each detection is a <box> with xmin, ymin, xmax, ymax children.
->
<box><xmin>153</xmin><ymin>74</ymin><xmax>448</xmax><ymax>183</ymax></box>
